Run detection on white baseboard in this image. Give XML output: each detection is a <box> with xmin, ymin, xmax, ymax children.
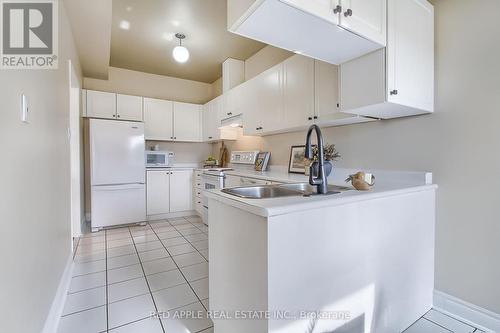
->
<box><xmin>147</xmin><ymin>210</ymin><xmax>199</xmax><ymax>221</ymax></box>
<box><xmin>42</xmin><ymin>255</ymin><xmax>74</xmax><ymax>333</ymax></box>
<box><xmin>434</xmin><ymin>290</ymin><xmax>500</xmax><ymax>332</ymax></box>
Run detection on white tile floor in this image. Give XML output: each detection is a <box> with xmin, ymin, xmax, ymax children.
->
<box><xmin>59</xmin><ymin>216</ymin><xmax>212</xmax><ymax>333</ymax></box>
<box><xmin>61</xmin><ymin>215</ymin><xmax>484</xmax><ymax>333</ymax></box>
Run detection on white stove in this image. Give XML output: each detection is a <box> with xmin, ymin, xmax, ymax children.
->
<box><xmin>199</xmin><ymin>151</ymin><xmax>260</xmax><ymax>224</ymax></box>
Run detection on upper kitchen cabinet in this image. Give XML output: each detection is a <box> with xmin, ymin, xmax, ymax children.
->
<box><xmin>144</xmin><ymin>98</ymin><xmax>203</xmax><ymax>142</ymax></box>
<box><xmin>282</xmin><ymin>55</ymin><xmax>314</xmax><ymax>130</ymax></box>
<box><xmin>313</xmin><ymin>59</ymin><xmax>376</xmax><ymax>126</ymax></box>
<box><xmin>202</xmin><ymin>96</ymin><xmax>238</xmax><ymax>142</ymax></box>
<box><xmin>338</xmin><ymin>0</ymin><xmax>386</xmax><ymax>46</ymax></box>
<box><xmin>86</xmin><ymin>90</ymin><xmax>116</xmax><ymax>119</ymax></box>
<box><xmin>143</xmin><ymin>98</ymin><xmax>174</xmax><ymax>141</ymax></box>
<box><xmin>173</xmin><ymin>102</ymin><xmax>202</xmax><ymax>142</ymax></box>
<box><xmin>340</xmin><ymin>0</ymin><xmax>434</xmax><ymax>119</ymax></box>
<box><xmin>227</xmin><ymin>0</ymin><xmax>385</xmax><ymax>64</ymax></box>
<box><xmin>243</xmin><ymin>61</ymin><xmax>283</xmax><ymax>135</ymax></box>
<box><xmin>116</xmin><ymin>94</ymin><xmax>143</xmax><ymax>121</ymax></box>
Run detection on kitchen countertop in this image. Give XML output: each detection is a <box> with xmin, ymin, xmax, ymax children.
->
<box><xmin>205</xmin><ymin>166</ymin><xmax>437</xmax><ymax>217</ymax></box>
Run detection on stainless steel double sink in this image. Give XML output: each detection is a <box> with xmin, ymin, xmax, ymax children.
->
<box><xmin>221</xmin><ymin>182</ymin><xmax>352</xmax><ymax>199</ymax></box>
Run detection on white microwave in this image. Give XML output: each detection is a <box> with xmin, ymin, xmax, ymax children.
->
<box><xmin>146</xmin><ymin>151</ymin><xmax>174</xmax><ymax>168</ymax></box>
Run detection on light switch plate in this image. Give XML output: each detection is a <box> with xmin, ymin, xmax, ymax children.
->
<box><xmin>21</xmin><ymin>94</ymin><xmax>29</xmax><ymax>123</ymax></box>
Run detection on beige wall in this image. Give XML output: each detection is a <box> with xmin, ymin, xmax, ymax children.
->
<box><xmin>83</xmin><ymin>67</ymin><xmax>213</xmax><ymax>104</ymax></box>
<box><xmin>0</xmin><ymin>2</ymin><xmax>82</xmax><ymax>332</ymax></box>
<box><xmin>244</xmin><ymin>45</ymin><xmax>293</xmax><ymax>80</ymax></box>
<box><xmin>214</xmin><ymin>0</ymin><xmax>500</xmax><ymax>314</ymax></box>
<box><xmin>211</xmin><ymin>77</ymin><xmax>223</xmax><ymax>98</ymax></box>
<box><xmin>146</xmin><ymin>141</ymin><xmax>212</xmax><ymax>164</ymax></box>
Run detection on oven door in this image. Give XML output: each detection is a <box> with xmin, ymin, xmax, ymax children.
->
<box><xmin>201</xmin><ymin>173</ymin><xmax>224</xmax><ymax>225</ymax></box>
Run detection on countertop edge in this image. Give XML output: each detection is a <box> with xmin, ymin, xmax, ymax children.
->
<box><xmin>205</xmin><ymin>184</ymin><xmax>438</xmax><ymax>218</ymax></box>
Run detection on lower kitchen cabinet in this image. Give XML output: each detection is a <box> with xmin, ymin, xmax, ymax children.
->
<box><xmin>170</xmin><ymin>170</ymin><xmax>193</xmax><ymax>212</ymax></box>
<box><xmin>146</xmin><ymin>169</ymin><xmax>193</xmax><ymax>216</ymax></box>
<box><xmin>146</xmin><ymin>170</ymin><xmax>170</xmax><ymax>215</ymax></box>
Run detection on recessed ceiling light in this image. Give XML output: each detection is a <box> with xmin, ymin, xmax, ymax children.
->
<box><xmin>125</xmin><ymin>6</ymin><xmax>132</xmax><ymax>12</ymax></box>
<box><xmin>172</xmin><ymin>33</ymin><xmax>189</xmax><ymax>63</ymax></box>
<box><xmin>119</xmin><ymin>20</ymin><xmax>130</xmax><ymax>30</ymax></box>
<box><xmin>171</xmin><ymin>20</ymin><xmax>180</xmax><ymax>27</ymax></box>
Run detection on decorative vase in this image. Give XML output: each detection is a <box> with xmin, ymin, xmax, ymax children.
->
<box><xmin>311</xmin><ymin>161</ymin><xmax>333</xmax><ymax>177</ymax></box>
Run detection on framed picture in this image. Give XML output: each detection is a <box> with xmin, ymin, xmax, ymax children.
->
<box><xmin>288</xmin><ymin>145</ymin><xmax>309</xmax><ymax>174</ymax></box>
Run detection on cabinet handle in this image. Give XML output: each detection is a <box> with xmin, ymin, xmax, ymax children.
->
<box><xmin>227</xmin><ymin>112</ymin><xmax>232</xmax><ymax>116</ymax></box>
<box><xmin>112</xmin><ymin>114</ymin><xmax>116</xmax><ymax>117</ymax></box>
<box><xmin>208</xmin><ymin>136</ymin><xmax>212</xmax><ymax>139</ymax></box>
<box><xmin>256</xmin><ymin>126</ymin><xmax>263</xmax><ymax>130</ymax></box>
<box><xmin>333</xmin><ymin>5</ymin><xmax>342</xmax><ymax>14</ymax></box>
<box><xmin>336</xmin><ymin>103</ymin><xmax>340</xmax><ymax>108</ymax></box>
<box><xmin>308</xmin><ymin>117</ymin><xmax>312</xmax><ymax>121</ymax></box>
<box><xmin>313</xmin><ymin>116</ymin><xmax>318</xmax><ymax>119</ymax></box>
<box><xmin>170</xmin><ymin>136</ymin><xmax>173</xmax><ymax>139</ymax></box>
<box><xmin>390</xmin><ymin>89</ymin><xmax>398</xmax><ymax>95</ymax></box>
<box><xmin>117</xmin><ymin>114</ymin><xmax>120</xmax><ymax>118</ymax></box>
<box><xmin>344</xmin><ymin>8</ymin><xmax>353</xmax><ymax>17</ymax></box>
<box><xmin>174</xmin><ymin>137</ymin><xmax>177</xmax><ymax>139</ymax></box>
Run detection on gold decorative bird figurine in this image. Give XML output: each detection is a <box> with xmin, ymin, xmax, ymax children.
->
<box><xmin>345</xmin><ymin>172</ymin><xmax>375</xmax><ymax>191</ymax></box>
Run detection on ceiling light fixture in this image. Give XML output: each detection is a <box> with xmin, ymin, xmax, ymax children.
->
<box><xmin>172</xmin><ymin>33</ymin><xmax>189</xmax><ymax>63</ymax></box>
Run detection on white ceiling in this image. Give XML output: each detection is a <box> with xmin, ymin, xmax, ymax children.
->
<box><xmin>109</xmin><ymin>0</ymin><xmax>266</xmax><ymax>83</ymax></box>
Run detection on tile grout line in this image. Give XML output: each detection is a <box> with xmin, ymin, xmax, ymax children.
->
<box><xmin>126</xmin><ymin>225</ymin><xmax>166</xmax><ymax>333</ymax></box>
<box><xmin>166</xmin><ymin>218</ymin><xmax>208</xmax><ymax>259</ymax></box>
<box><xmin>149</xmin><ymin>221</ymin><xmax>210</xmax><ymax>312</ymax></box>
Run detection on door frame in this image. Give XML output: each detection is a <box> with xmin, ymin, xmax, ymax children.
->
<box><xmin>68</xmin><ymin>60</ymin><xmax>83</xmax><ymax>245</ymax></box>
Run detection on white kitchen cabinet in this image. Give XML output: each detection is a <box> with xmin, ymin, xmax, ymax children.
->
<box><xmin>243</xmin><ymin>62</ymin><xmax>283</xmax><ymax>135</ymax></box>
<box><xmin>116</xmin><ymin>94</ymin><xmax>143</xmax><ymax>121</ymax></box>
<box><xmin>146</xmin><ymin>170</ymin><xmax>170</xmax><ymax>215</ymax></box>
<box><xmin>282</xmin><ymin>0</ymin><xmax>338</xmax><ymax>24</ymax></box>
<box><xmin>173</xmin><ymin>102</ymin><xmax>202</xmax><ymax>142</ymax></box>
<box><xmin>314</xmin><ymin>59</ymin><xmax>339</xmax><ymax>122</ymax></box>
<box><xmin>86</xmin><ymin>90</ymin><xmax>116</xmax><ymax>119</ymax></box>
<box><xmin>202</xmin><ymin>98</ymin><xmax>218</xmax><ymax>141</ymax></box>
<box><xmin>283</xmin><ymin>55</ymin><xmax>314</xmax><ymax>129</ymax></box>
<box><xmin>202</xmin><ymin>96</ymin><xmax>238</xmax><ymax>142</ymax></box>
<box><xmin>229</xmin><ymin>0</ymin><xmax>384</xmax><ymax>65</ymax></box>
<box><xmin>143</xmin><ymin>98</ymin><xmax>174</xmax><ymax>140</ymax></box>
<box><xmin>339</xmin><ymin>0</ymin><xmax>387</xmax><ymax>46</ymax></box>
<box><xmin>170</xmin><ymin>170</ymin><xmax>193</xmax><ymax>212</ymax></box>
<box><xmin>147</xmin><ymin>169</ymin><xmax>193</xmax><ymax>216</ymax></box>
<box><xmin>340</xmin><ymin>0</ymin><xmax>434</xmax><ymax>119</ymax></box>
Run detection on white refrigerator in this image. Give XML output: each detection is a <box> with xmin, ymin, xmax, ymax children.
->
<box><xmin>90</xmin><ymin>119</ymin><xmax>146</xmax><ymax>231</ymax></box>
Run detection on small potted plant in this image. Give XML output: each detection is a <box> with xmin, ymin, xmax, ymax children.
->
<box><xmin>306</xmin><ymin>143</ymin><xmax>340</xmax><ymax>177</ymax></box>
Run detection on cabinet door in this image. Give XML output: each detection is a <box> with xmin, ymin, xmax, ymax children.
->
<box><xmin>202</xmin><ymin>100</ymin><xmax>216</xmax><ymax>141</ymax></box>
<box><xmin>255</xmin><ymin>63</ymin><xmax>283</xmax><ymax>133</ymax></box>
<box><xmin>314</xmin><ymin>59</ymin><xmax>340</xmax><ymax>121</ymax></box>
<box><xmin>86</xmin><ymin>90</ymin><xmax>116</xmax><ymax>119</ymax></box>
<box><xmin>339</xmin><ymin>0</ymin><xmax>386</xmax><ymax>46</ymax></box>
<box><xmin>281</xmin><ymin>0</ymin><xmax>339</xmax><ymax>24</ymax></box>
<box><xmin>283</xmin><ymin>55</ymin><xmax>314</xmax><ymax>129</ymax></box>
<box><xmin>387</xmin><ymin>0</ymin><xmax>434</xmax><ymax>112</ymax></box>
<box><xmin>169</xmin><ymin>170</ymin><xmax>193</xmax><ymax>212</ymax></box>
<box><xmin>339</xmin><ymin>48</ymin><xmax>386</xmax><ymax>111</ymax></box>
<box><xmin>143</xmin><ymin>98</ymin><xmax>173</xmax><ymax>140</ymax></box>
<box><xmin>146</xmin><ymin>171</ymin><xmax>170</xmax><ymax>215</ymax></box>
<box><xmin>116</xmin><ymin>94</ymin><xmax>143</xmax><ymax>121</ymax></box>
<box><xmin>173</xmin><ymin>102</ymin><xmax>202</xmax><ymax>142</ymax></box>
<box><xmin>242</xmin><ymin>77</ymin><xmax>263</xmax><ymax>136</ymax></box>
